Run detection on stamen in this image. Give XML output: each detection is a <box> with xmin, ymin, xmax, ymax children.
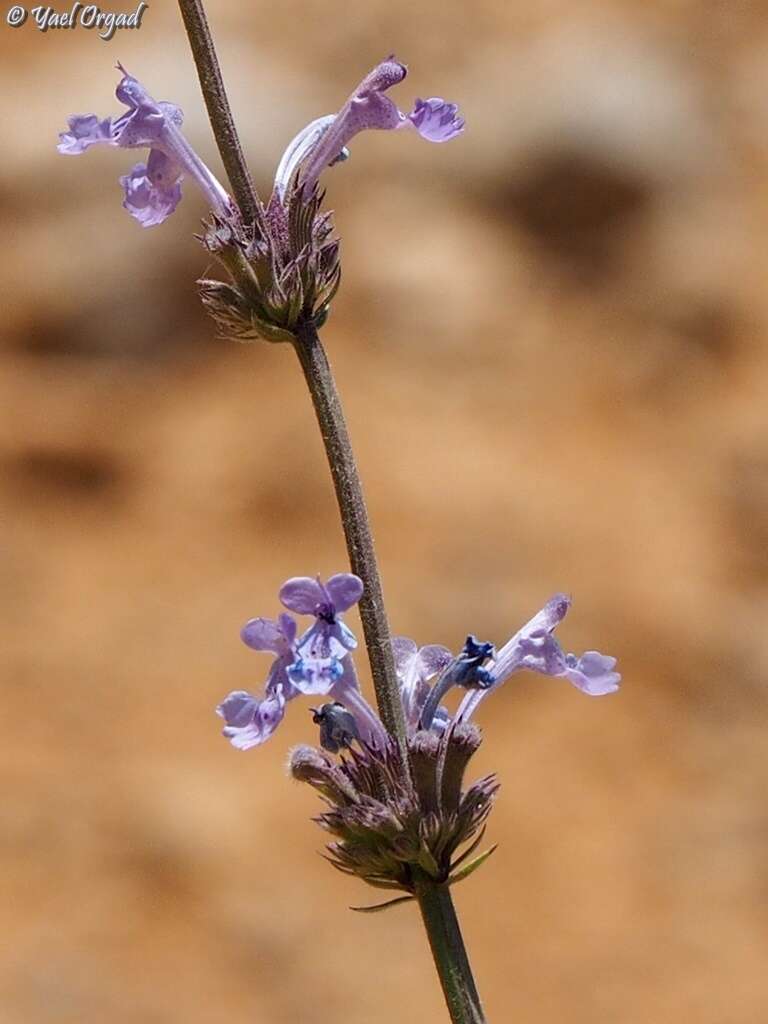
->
<box><xmin>419</xmin><ymin>635</ymin><xmax>495</xmax><ymax>730</ymax></box>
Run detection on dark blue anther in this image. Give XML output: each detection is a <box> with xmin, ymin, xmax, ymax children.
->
<box><xmin>419</xmin><ymin>635</ymin><xmax>496</xmax><ymax>730</ymax></box>
<box><xmin>448</xmin><ymin>635</ymin><xmax>496</xmax><ymax>689</ymax></box>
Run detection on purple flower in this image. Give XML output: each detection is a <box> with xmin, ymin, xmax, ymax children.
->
<box><xmin>217</xmin><ymin>574</ymin><xmax>375</xmax><ymax>750</ymax></box>
<box><xmin>217</xmin><ymin>612</ymin><xmax>298</xmax><ymax>750</ymax></box>
<box><xmin>279</xmin><ymin>574</ymin><xmax>363</xmax><ymax>689</ymax></box>
<box><xmin>217</xmin><ymin>689</ymin><xmax>286</xmax><ymax>751</ymax></box>
<box><xmin>58</xmin><ymin>65</ymin><xmax>230</xmax><ymax>227</ymax></box>
<box><xmin>274</xmin><ymin>57</ymin><xmax>465</xmax><ymax>198</ymax></box>
<box><xmin>241</xmin><ymin>611</ymin><xmax>299</xmax><ymax>690</ymax></box>
<box><xmin>457</xmin><ymin>595</ymin><xmax>621</xmax><ymax>723</ymax></box>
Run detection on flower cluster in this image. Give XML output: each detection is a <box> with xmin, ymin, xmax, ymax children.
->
<box><xmin>199</xmin><ymin>56</ymin><xmax>464</xmax><ymax>343</ymax></box>
<box><xmin>58</xmin><ymin>58</ymin><xmax>464</xmax><ymax>341</ymax></box>
<box><xmin>217</xmin><ymin>574</ymin><xmax>619</xmax><ymax>904</ymax></box>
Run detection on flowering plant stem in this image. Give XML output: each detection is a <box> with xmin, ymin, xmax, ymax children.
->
<box><xmin>177</xmin><ymin>2</ymin><xmax>487</xmax><ymax>1019</ymax></box>
<box><xmin>292</xmin><ymin>325</ymin><xmax>486</xmax><ymax>1023</ymax></box>
<box><xmin>292</xmin><ymin>321</ymin><xmax>410</xmax><ymax>762</ymax></box>
<box><xmin>177</xmin><ymin>0</ymin><xmax>259</xmax><ymax>225</ymax></box>
<box><xmin>415</xmin><ymin>875</ymin><xmax>486</xmax><ymax>1024</ymax></box>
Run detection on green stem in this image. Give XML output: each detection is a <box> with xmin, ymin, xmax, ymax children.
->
<box><xmin>177</xmin><ymin>0</ymin><xmax>259</xmax><ymax>225</ymax></box>
<box><xmin>293</xmin><ymin>321</ymin><xmax>410</xmax><ymax>768</ymax></box>
<box><xmin>415</xmin><ymin>877</ymin><xmax>487</xmax><ymax>1024</ymax></box>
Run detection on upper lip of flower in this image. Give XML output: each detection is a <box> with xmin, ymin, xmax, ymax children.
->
<box><xmin>272</xmin><ymin>57</ymin><xmax>465</xmax><ymax>202</ymax></box>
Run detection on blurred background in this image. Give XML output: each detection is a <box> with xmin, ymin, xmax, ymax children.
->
<box><xmin>2</xmin><ymin>2</ymin><xmax>768</xmax><ymax>1021</ymax></box>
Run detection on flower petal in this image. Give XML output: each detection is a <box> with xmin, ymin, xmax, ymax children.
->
<box><xmin>217</xmin><ymin>689</ymin><xmax>286</xmax><ymax>749</ymax></box>
<box><xmin>216</xmin><ymin>689</ymin><xmax>258</xmax><ymax>728</ymax></box>
<box><xmin>392</xmin><ymin>636</ymin><xmax>418</xmax><ymax>678</ymax></box>
<box><xmin>241</xmin><ymin>616</ymin><xmax>291</xmax><ymax>654</ymax></box>
<box><xmin>407</xmin><ymin>98</ymin><xmax>465</xmax><ymax>142</ymax></box>
<box><xmin>279</xmin><ymin>576</ymin><xmax>325</xmax><ymax>615</ymax></box>
<box><xmin>119</xmin><ymin>161</ymin><xmax>182</xmax><ymax>227</ymax></box>
<box><xmin>392</xmin><ymin>638</ymin><xmax>453</xmax><ymax>727</ymax></box>
<box><xmin>287</xmin><ymin>653</ymin><xmax>344</xmax><ymax>695</ymax></box>
<box><xmin>57</xmin><ymin>114</ymin><xmax>115</xmax><ymax>154</ymax></box>
<box><xmin>296</xmin><ymin>621</ymin><xmax>354</xmax><ymax>663</ymax></box>
<box><xmin>277</xmin><ymin>612</ymin><xmax>297</xmax><ymax>645</ymax></box>
<box><xmin>563</xmin><ymin>651</ymin><xmax>621</xmax><ymax>696</ymax></box>
<box><xmin>417</xmin><ymin>644</ymin><xmax>453</xmax><ymax>678</ymax></box>
<box><xmin>273</xmin><ymin>114</ymin><xmax>336</xmax><ymax>201</ymax></box>
<box><xmin>324</xmin><ymin>573</ymin><xmax>363</xmax><ymax>613</ymax></box>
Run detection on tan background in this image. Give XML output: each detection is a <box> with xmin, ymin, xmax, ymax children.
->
<box><xmin>3</xmin><ymin>2</ymin><xmax>768</xmax><ymax>1021</ymax></box>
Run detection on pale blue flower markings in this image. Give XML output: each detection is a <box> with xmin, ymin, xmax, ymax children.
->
<box><xmin>57</xmin><ymin>65</ymin><xmax>230</xmax><ymax>227</ymax></box>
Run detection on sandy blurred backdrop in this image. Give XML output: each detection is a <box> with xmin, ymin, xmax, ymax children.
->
<box><xmin>2</xmin><ymin>1</ymin><xmax>768</xmax><ymax>1022</ymax></box>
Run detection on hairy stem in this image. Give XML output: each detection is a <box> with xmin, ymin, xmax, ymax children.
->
<box><xmin>176</xmin><ymin>9</ymin><xmax>484</xmax><ymax>1020</ymax></box>
<box><xmin>415</xmin><ymin>876</ymin><xmax>487</xmax><ymax>1024</ymax></box>
<box><xmin>293</xmin><ymin>321</ymin><xmax>409</xmax><ymax>766</ymax></box>
<box><xmin>177</xmin><ymin>0</ymin><xmax>259</xmax><ymax>225</ymax></box>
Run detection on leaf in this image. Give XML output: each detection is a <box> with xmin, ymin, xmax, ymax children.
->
<box><xmin>350</xmin><ymin>896</ymin><xmax>415</xmax><ymax>914</ymax></box>
<box><xmin>449</xmin><ymin>826</ymin><xmax>487</xmax><ymax>872</ymax></box>
<box><xmin>361</xmin><ymin>875</ymin><xmax>411</xmax><ymax>891</ymax></box>
<box><xmin>447</xmin><ymin>845</ymin><xmax>498</xmax><ymax>886</ymax></box>
<box><xmin>417</xmin><ymin>841</ymin><xmax>441</xmax><ymax>878</ymax></box>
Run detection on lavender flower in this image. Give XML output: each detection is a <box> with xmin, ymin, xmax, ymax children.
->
<box><xmin>216</xmin><ymin>611</ymin><xmax>298</xmax><ymax>749</ymax></box>
<box><xmin>58</xmin><ymin>65</ymin><xmax>230</xmax><ymax>227</ymax></box>
<box><xmin>280</xmin><ymin>573</ymin><xmax>363</xmax><ymax>676</ymax></box>
<box><xmin>456</xmin><ymin>594</ymin><xmax>621</xmax><ymax>724</ymax></box>
<box><xmin>217</xmin><ymin>689</ymin><xmax>286</xmax><ymax>751</ymax></box>
<box><xmin>217</xmin><ymin>573</ymin><xmax>380</xmax><ymax>750</ymax></box>
<box><xmin>274</xmin><ymin>57</ymin><xmax>465</xmax><ymax>199</ymax></box>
